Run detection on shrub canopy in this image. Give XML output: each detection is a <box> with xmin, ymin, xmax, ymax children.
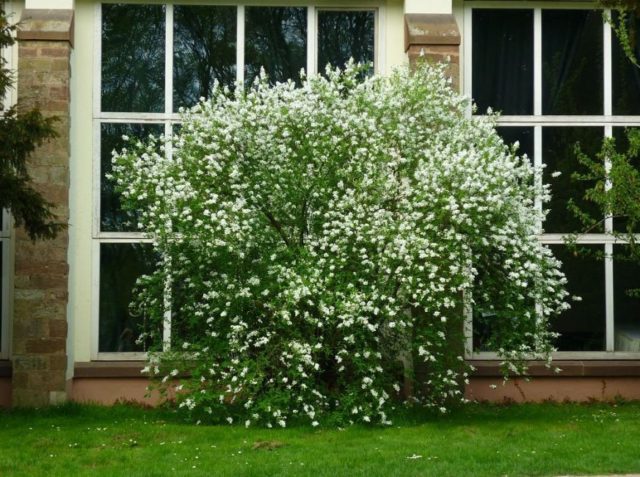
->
<box><xmin>112</xmin><ymin>62</ymin><xmax>568</xmax><ymax>427</ymax></box>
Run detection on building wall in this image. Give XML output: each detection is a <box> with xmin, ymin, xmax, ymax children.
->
<box><xmin>3</xmin><ymin>0</ymin><xmax>640</xmax><ymax>407</ymax></box>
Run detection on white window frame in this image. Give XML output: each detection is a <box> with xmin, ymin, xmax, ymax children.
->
<box><xmin>92</xmin><ymin>1</ymin><xmax>382</xmax><ymax>360</ymax></box>
<box><xmin>464</xmin><ymin>1</ymin><xmax>640</xmax><ymax>360</ymax></box>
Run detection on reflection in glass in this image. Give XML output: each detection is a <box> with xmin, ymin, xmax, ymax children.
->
<box><xmin>317</xmin><ymin>10</ymin><xmax>375</xmax><ymax>72</ymax></box>
<box><xmin>245</xmin><ymin>7</ymin><xmax>307</xmax><ymax>86</ymax></box>
<box><xmin>174</xmin><ymin>5</ymin><xmax>236</xmax><ymax>111</ymax></box>
<box><xmin>614</xmin><ymin>245</ymin><xmax>640</xmax><ymax>351</ymax></box>
<box><xmin>612</xmin><ymin>128</ymin><xmax>640</xmax><ymax>233</ymax></box>
<box><xmin>542</xmin><ymin>10</ymin><xmax>603</xmax><ymax>115</ymax></box>
<box><xmin>472</xmin><ymin>9</ymin><xmax>533</xmax><ymax>115</ymax></box>
<box><xmin>612</xmin><ymin>12</ymin><xmax>640</xmax><ymax>115</ymax></box>
<box><xmin>102</xmin><ymin>4</ymin><xmax>165</xmax><ymax>112</ymax></box>
<box><xmin>496</xmin><ymin>127</ymin><xmax>534</xmax><ymax>161</ymax></box>
<box><xmin>549</xmin><ymin>245</ymin><xmax>606</xmax><ymax>351</ymax></box>
<box><xmin>99</xmin><ymin>243</ymin><xmax>156</xmax><ymax>352</ymax></box>
<box><xmin>543</xmin><ymin>127</ymin><xmax>603</xmax><ymax>233</ymax></box>
<box><xmin>101</xmin><ymin>123</ymin><xmax>164</xmax><ymax>232</ymax></box>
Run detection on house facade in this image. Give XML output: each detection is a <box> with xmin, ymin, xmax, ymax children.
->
<box><xmin>1</xmin><ymin>0</ymin><xmax>640</xmax><ymax>407</ymax></box>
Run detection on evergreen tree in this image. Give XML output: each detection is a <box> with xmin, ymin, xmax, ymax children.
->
<box><xmin>0</xmin><ymin>7</ymin><xmax>62</xmax><ymax>240</ymax></box>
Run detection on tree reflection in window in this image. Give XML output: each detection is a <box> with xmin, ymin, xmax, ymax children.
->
<box><xmin>99</xmin><ymin>243</ymin><xmax>157</xmax><ymax>352</ymax></box>
<box><xmin>245</xmin><ymin>7</ymin><xmax>307</xmax><ymax>86</ymax></box>
<box><xmin>173</xmin><ymin>5</ymin><xmax>236</xmax><ymax>111</ymax></box>
<box><xmin>100</xmin><ymin>123</ymin><xmax>164</xmax><ymax>232</ymax></box>
<box><xmin>318</xmin><ymin>10</ymin><xmax>374</xmax><ymax>73</ymax></box>
<box><xmin>101</xmin><ymin>4</ymin><xmax>165</xmax><ymax>112</ymax></box>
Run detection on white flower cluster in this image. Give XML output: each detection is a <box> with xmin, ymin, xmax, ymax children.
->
<box><xmin>112</xmin><ymin>61</ymin><xmax>568</xmax><ymax>427</ymax></box>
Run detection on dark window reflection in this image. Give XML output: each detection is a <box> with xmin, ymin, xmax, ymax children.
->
<box><xmin>549</xmin><ymin>245</ymin><xmax>606</xmax><ymax>351</ymax></box>
<box><xmin>101</xmin><ymin>123</ymin><xmax>164</xmax><ymax>232</ymax></box>
<box><xmin>543</xmin><ymin>127</ymin><xmax>603</xmax><ymax>233</ymax></box>
<box><xmin>496</xmin><ymin>127</ymin><xmax>534</xmax><ymax>161</ymax></box>
<box><xmin>612</xmin><ymin>11</ymin><xmax>640</xmax><ymax>115</ymax></box>
<box><xmin>245</xmin><ymin>7</ymin><xmax>307</xmax><ymax>86</ymax></box>
<box><xmin>174</xmin><ymin>5</ymin><xmax>236</xmax><ymax>111</ymax></box>
<box><xmin>317</xmin><ymin>10</ymin><xmax>375</xmax><ymax>72</ymax></box>
<box><xmin>613</xmin><ymin>128</ymin><xmax>640</xmax><ymax>233</ymax></box>
<box><xmin>102</xmin><ymin>4</ymin><xmax>165</xmax><ymax>112</ymax></box>
<box><xmin>472</xmin><ymin>9</ymin><xmax>533</xmax><ymax>115</ymax></box>
<box><xmin>614</xmin><ymin>245</ymin><xmax>640</xmax><ymax>351</ymax></box>
<box><xmin>99</xmin><ymin>243</ymin><xmax>156</xmax><ymax>352</ymax></box>
<box><xmin>542</xmin><ymin>10</ymin><xmax>603</xmax><ymax>115</ymax></box>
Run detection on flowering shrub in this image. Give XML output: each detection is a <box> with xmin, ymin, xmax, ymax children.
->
<box><xmin>111</xmin><ymin>62</ymin><xmax>568</xmax><ymax>427</ymax></box>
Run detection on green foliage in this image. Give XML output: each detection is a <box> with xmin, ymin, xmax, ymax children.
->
<box><xmin>0</xmin><ymin>7</ymin><xmax>62</xmax><ymax>240</ymax></box>
<box><xmin>600</xmin><ymin>0</ymin><xmax>640</xmax><ymax>67</ymax></box>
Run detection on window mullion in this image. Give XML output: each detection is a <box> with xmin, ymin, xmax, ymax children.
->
<box><xmin>605</xmin><ymin>243</ymin><xmax>614</xmax><ymax>351</ymax></box>
<box><xmin>236</xmin><ymin>5</ymin><xmax>245</xmax><ymax>86</ymax></box>
<box><xmin>533</xmin><ymin>8</ymin><xmax>542</xmax><ymax>116</ymax></box>
<box><xmin>604</xmin><ymin>9</ymin><xmax>613</xmax><ymax>117</ymax></box>
<box><xmin>307</xmin><ymin>6</ymin><xmax>317</xmax><ymax>76</ymax></box>
<box><xmin>165</xmin><ymin>4</ymin><xmax>174</xmax><ymax>116</ymax></box>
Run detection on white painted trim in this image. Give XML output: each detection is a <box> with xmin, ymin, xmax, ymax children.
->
<box><xmin>91</xmin><ymin>239</ymin><xmax>100</xmax><ymax>360</ymax></box>
<box><xmin>605</xmin><ymin>242</ymin><xmax>614</xmax><ymax>351</ymax></box>
<box><xmin>165</xmin><ymin>4</ymin><xmax>174</xmax><ymax>115</ymax></box>
<box><xmin>533</xmin><ymin>8</ymin><xmax>542</xmax><ymax>116</ymax></box>
<box><xmin>236</xmin><ymin>5</ymin><xmax>244</xmax><ymax>86</ymax></box>
<box><xmin>307</xmin><ymin>6</ymin><xmax>316</xmax><ymax>76</ymax></box>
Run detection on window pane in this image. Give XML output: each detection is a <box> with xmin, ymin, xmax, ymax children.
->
<box><xmin>496</xmin><ymin>127</ymin><xmax>534</xmax><ymax>161</ymax></box>
<box><xmin>542</xmin><ymin>10</ymin><xmax>603</xmax><ymax>115</ymax></box>
<box><xmin>612</xmin><ymin>127</ymin><xmax>640</xmax><ymax>233</ymax></box>
<box><xmin>245</xmin><ymin>7</ymin><xmax>307</xmax><ymax>86</ymax></box>
<box><xmin>101</xmin><ymin>4</ymin><xmax>165</xmax><ymax>112</ymax></box>
<box><xmin>101</xmin><ymin>123</ymin><xmax>164</xmax><ymax>232</ymax></box>
<box><xmin>173</xmin><ymin>5</ymin><xmax>236</xmax><ymax>111</ymax></box>
<box><xmin>549</xmin><ymin>245</ymin><xmax>606</xmax><ymax>351</ymax></box>
<box><xmin>543</xmin><ymin>127</ymin><xmax>604</xmax><ymax>233</ymax></box>
<box><xmin>612</xmin><ymin>12</ymin><xmax>640</xmax><ymax>115</ymax></box>
<box><xmin>614</xmin><ymin>245</ymin><xmax>640</xmax><ymax>351</ymax></box>
<box><xmin>99</xmin><ymin>243</ymin><xmax>156</xmax><ymax>352</ymax></box>
<box><xmin>317</xmin><ymin>10</ymin><xmax>375</xmax><ymax>72</ymax></box>
<box><xmin>472</xmin><ymin>9</ymin><xmax>533</xmax><ymax>115</ymax></box>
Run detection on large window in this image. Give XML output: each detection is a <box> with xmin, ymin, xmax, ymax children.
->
<box><xmin>95</xmin><ymin>2</ymin><xmax>377</xmax><ymax>358</ymax></box>
<box><xmin>466</xmin><ymin>4</ymin><xmax>640</xmax><ymax>358</ymax></box>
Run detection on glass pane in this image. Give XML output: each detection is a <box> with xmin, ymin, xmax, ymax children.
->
<box><xmin>549</xmin><ymin>245</ymin><xmax>606</xmax><ymax>351</ymax></box>
<box><xmin>472</xmin><ymin>9</ymin><xmax>533</xmax><ymax>115</ymax></box>
<box><xmin>612</xmin><ymin>127</ymin><xmax>640</xmax><ymax>233</ymax></box>
<box><xmin>612</xmin><ymin>11</ymin><xmax>640</xmax><ymax>115</ymax></box>
<box><xmin>317</xmin><ymin>10</ymin><xmax>375</xmax><ymax>72</ymax></box>
<box><xmin>101</xmin><ymin>4</ymin><xmax>165</xmax><ymax>112</ymax></box>
<box><xmin>245</xmin><ymin>7</ymin><xmax>307</xmax><ymax>86</ymax></box>
<box><xmin>542</xmin><ymin>10</ymin><xmax>603</xmax><ymax>115</ymax></box>
<box><xmin>101</xmin><ymin>123</ymin><xmax>164</xmax><ymax>232</ymax></box>
<box><xmin>543</xmin><ymin>127</ymin><xmax>604</xmax><ymax>233</ymax></box>
<box><xmin>99</xmin><ymin>243</ymin><xmax>156</xmax><ymax>352</ymax></box>
<box><xmin>173</xmin><ymin>5</ymin><xmax>236</xmax><ymax>111</ymax></box>
<box><xmin>614</xmin><ymin>245</ymin><xmax>640</xmax><ymax>351</ymax></box>
<box><xmin>496</xmin><ymin>127</ymin><xmax>534</xmax><ymax>161</ymax></box>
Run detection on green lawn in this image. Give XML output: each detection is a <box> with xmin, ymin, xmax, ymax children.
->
<box><xmin>1</xmin><ymin>402</ymin><xmax>639</xmax><ymax>476</ymax></box>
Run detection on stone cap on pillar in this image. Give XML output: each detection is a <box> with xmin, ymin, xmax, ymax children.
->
<box><xmin>404</xmin><ymin>13</ymin><xmax>460</xmax><ymax>51</ymax></box>
<box><xmin>17</xmin><ymin>9</ymin><xmax>74</xmax><ymax>47</ymax></box>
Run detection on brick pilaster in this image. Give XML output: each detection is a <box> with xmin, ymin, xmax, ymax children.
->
<box><xmin>405</xmin><ymin>14</ymin><xmax>461</xmax><ymax>90</ymax></box>
<box><xmin>12</xmin><ymin>9</ymin><xmax>73</xmax><ymax>407</ymax></box>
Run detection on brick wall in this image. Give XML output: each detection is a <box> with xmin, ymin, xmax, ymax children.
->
<box><xmin>405</xmin><ymin>13</ymin><xmax>461</xmax><ymax>91</ymax></box>
<box><xmin>12</xmin><ymin>9</ymin><xmax>73</xmax><ymax>407</ymax></box>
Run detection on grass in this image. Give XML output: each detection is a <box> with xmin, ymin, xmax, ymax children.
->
<box><xmin>1</xmin><ymin>401</ymin><xmax>640</xmax><ymax>476</ymax></box>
